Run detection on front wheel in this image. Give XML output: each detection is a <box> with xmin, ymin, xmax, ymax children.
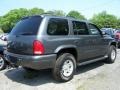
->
<box><xmin>106</xmin><ymin>45</ymin><xmax>117</xmax><ymax>63</ymax></box>
<box><xmin>52</xmin><ymin>53</ymin><xmax>76</xmax><ymax>82</ymax></box>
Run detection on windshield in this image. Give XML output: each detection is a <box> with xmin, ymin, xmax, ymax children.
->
<box><xmin>10</xmin><ymin>16</ymin><xmax>42</xmax><ymax>35</ymax></box>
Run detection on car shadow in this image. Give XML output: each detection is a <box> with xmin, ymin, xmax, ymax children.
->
<box><xmin>76</xmin><ymin>61</ymin><xmax>104</xmax><ymax>75</ymax></box>
<box><xmin>5</xmin><ymin>61</ymin><xmax>105</xmax><ymax>86</ymax></box>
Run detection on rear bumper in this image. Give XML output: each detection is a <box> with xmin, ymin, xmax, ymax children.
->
<box><xmin>4</xmin><ymin>51</ymin><xmax>57</xmax><ymax>70</ymax></box>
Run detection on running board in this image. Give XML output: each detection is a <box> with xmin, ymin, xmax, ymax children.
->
<box><xmin>77</xmin><ymin>55</ymin><xmax>108</xmax><ymax>66</ymax></box>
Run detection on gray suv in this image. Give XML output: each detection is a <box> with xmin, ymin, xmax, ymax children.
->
<box><xmin>4</xmin><ymin>15</ymin><xmax>117</xmax><ymax>82</ymax></box>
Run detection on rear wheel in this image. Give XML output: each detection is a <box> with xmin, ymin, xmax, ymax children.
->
<box><xmin>0</xmin><ymin>56</ymin><xmax>7</xmax><ymax>71</ymax></box>
<box><xmin>105</xmin><ymin>45</ymin><xmax>117</xmax><ymax>63</ymax></box>
<box><xmin>52</xmin><ymin>53</ymin><xmax>76</xmax><ymax>82</ymax></box>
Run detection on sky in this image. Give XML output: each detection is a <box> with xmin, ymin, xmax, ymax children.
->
<box><xmin>0</xmin><ymin>0</ymin><xmax>120</xmax><ymax>19</ymax></box>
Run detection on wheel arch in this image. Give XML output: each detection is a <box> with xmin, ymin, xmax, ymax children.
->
<box><xmin>109</xmin><ymin>41</ymin><xmax>117</xmax><ymax>47</ymax></box>
<box><xmin>54</xmin><ymin>45</ymin><xmax>78</xmax><ymax>61</ymax></box>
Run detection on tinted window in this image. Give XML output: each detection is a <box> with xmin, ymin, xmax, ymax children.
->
<box><xmin>72</xmin><ymin>21</ymin><xmax>89</xmax><ymax>35</ymax></box>
<box><xmin>10</xmin><ymin>16</ymin><xmax>42</xmax><ymax>35</ymax></box>
<box><xmin>47</xmin><ymin>18</ymin><xmax>69</xmax><ymax>35</ymax></box>
<box><xmin>88</xmin><ymin>24</ymin><xmax>100</xmax><ymax>35</ymax></box>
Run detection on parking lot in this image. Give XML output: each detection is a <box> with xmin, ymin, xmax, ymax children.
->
<box><xmin>0</xmin><ymin>47</ymin><xmax>119</xmax><ymax>90</ymax></box>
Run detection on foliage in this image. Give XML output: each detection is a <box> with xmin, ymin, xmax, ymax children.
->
<box><xmin>67</xmin><ymin>10</ymin><xmax>86</xmax><ymax>20</ymax></box>
<box><xmin>46</xmin><ymin>10</ymin><xmax>65</xmax><ymax>16</ymax></box>
<box><xmin>0</xmin><ymin>28</ymin><xmax>4</xmax><ymax>33</ymax></box>
<box><xmin>116</xmin><ymin>19</ymin><xmax>120</xmax><ymax>29</ymax></box>
<box><xmin>90</xmin><ymin>11</ymin><xmax>119</xmax><ymax>28</ymax></box>
<box><xmin>28</xmin><ymin>8</ymin><xmax>44</xmax><ymax>16</ymax></box>
<box><xmin>0</xmin><ymin>8</ymin><xmax>45</xmax><ymax>33</ymax></box>
<box><xmin>0</xmin><ymin>8</ymin><xmax>120</xmax><ymax>33</ymax></box>
<box><xmin>0</xmin><ymin>8</ymin><xmax>29</xmax><ymax>32</ymax></box>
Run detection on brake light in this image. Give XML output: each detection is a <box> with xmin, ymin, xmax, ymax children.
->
<box><xmin>115</xmin><ymin>35</ymin><xmax>119</xmax><ymax>39</ymax></box>
<box><xmin>115</xmin><ymin>33</ymin><xmax>120</xmax><ymax>40</ymax></box>
<box><xmin>33</xmin><ymin>40</ymin><xmax>45</xmax><ymax>55</ymax></box>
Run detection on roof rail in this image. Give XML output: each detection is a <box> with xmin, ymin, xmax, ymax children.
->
<box><xmin>21</xmin><ymin>15</ymin><xmax>42</xmax><ymax>20</ymax></box>
<box><xmin>40</xmin><ymin>13</ymin><xmax>58</xmax><ymax>16</ymax></box>
<box><xmin>66</xmin><ymin>16</ymin><xmax>76</xmax><ymax>19</ymax></box>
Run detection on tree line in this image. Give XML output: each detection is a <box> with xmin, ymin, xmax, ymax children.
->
<box><xmin>0</xmin><ymin>8</ymin><xmax>120</xmax><ymax>33</ymax></box>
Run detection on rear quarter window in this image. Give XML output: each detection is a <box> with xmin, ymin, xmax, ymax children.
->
<box><xmin>47</xmin><ymin>18</ymin><xmax>69</xmax><ymax>35</ymax></box>
<box><xmin>10</xmin><ymin>16</ymin><xmax>42</xmax><ymax>35</ymax></box>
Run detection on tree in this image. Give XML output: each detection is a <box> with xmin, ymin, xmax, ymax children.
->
<box><xmin>116</xmin><ymin>19</ymin><xmax>120</xmax><ymax>29</ymax></box>
<box><xmin>46</xmin><ymin>10</ymin><xmax>65</xmax><ymax>16</ymax></box>
<box><xmin>67</xmin><ymin>10</ymin><xmax>86</xmax><ymax>20</ymax></box>
<box><xmin>90</xmin><ymin>11</ymin><xmax>118</xmax><ymax>28</ymax></box>
<box><xmin>28</xmin><ymin>8</ymin><xmax>44</xmax><ymax>16</ymax></box>
<box><xmin>0</xmin><ymin>16</ymin><xmax>2</xmax><ymax>28</ymax></box>
<box><xmin>0</xmin><ymin>16</ymin><xmax>1</xmax><ymax>21</ymax></box>
<box><xmin>0</xmin><ymin>8</ymin><xmax>28</xmax><ymax>32</ymax></box>
<box><xmin>0</xmin><ymin>8</ymin><xmax>44</xmax><ymax>32</ymax></box>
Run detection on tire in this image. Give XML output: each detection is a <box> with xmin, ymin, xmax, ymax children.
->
<box><xmin>52</xmin><ymin>53</ymin><xmax>76</xmax><ymax>82</ymax></box>
<box><xmin>106</xmin><ymin>45</ymin><xmax>117</xmax><ymax>63</ymax></box>
<box><xmin>0</xmin><ymin>55</ymin><xmax>7</xmax><ymax>71</ymax></box>
<box><xmin>118</xmin><ymin>43</ymin><xmax>120</xmax><ymax>48</ymax></box>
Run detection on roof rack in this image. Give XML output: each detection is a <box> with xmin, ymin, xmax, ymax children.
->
<box><xmin>66</xmin><ymin>16</ymin><xmax>76</xmax><ymax>19</ymax></box>
<box><xmin>40</xmin><ymin>13</ymin><xmax>58</xmax><ymax>16</ymax></box>
<box><xmin>21</xmin><ymin>15</ymin><xmax>42</xmax><ymax>20</ymax></box>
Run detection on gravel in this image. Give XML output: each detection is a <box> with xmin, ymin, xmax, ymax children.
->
<box><xmin>0</xmin><ymin>49</ymin><xmax>120</xmax><ymax>90</ymax></box>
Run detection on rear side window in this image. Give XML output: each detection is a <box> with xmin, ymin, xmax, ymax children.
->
<box><xmin>10</xmin><ymin>16</ymin><xmax>42</xmax><ymax>35</ymax></box>
<box><xmin>72</xmin><ymin>21</ymin><xmax>89</xmax><ymax>35</ymax></box>
<box><xmin>47</xmin><ymin>18</ymin><xmax>69</xmax><ymax>35</ymax></box>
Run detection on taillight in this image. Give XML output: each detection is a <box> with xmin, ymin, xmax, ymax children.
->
<box><xmin>33</xmin><ymin>40</ymin><xmax>45</xmax><ymax>55</ymax></box>
<box><xmin>115</xmin><ymin>35</ymin><xmax>119</xmax><ymax>39</ymax></box>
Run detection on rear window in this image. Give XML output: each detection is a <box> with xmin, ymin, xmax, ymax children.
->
<box><xmin>10</xmin><ymin>16</ymin><xmax>42</xmax><ymax>35</ymax></box>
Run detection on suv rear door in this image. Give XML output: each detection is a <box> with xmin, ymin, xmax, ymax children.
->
<box><xmin>7</xmin><ymin>16</ymin><xmax>43</xmax><ymax>55</ymax></box>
